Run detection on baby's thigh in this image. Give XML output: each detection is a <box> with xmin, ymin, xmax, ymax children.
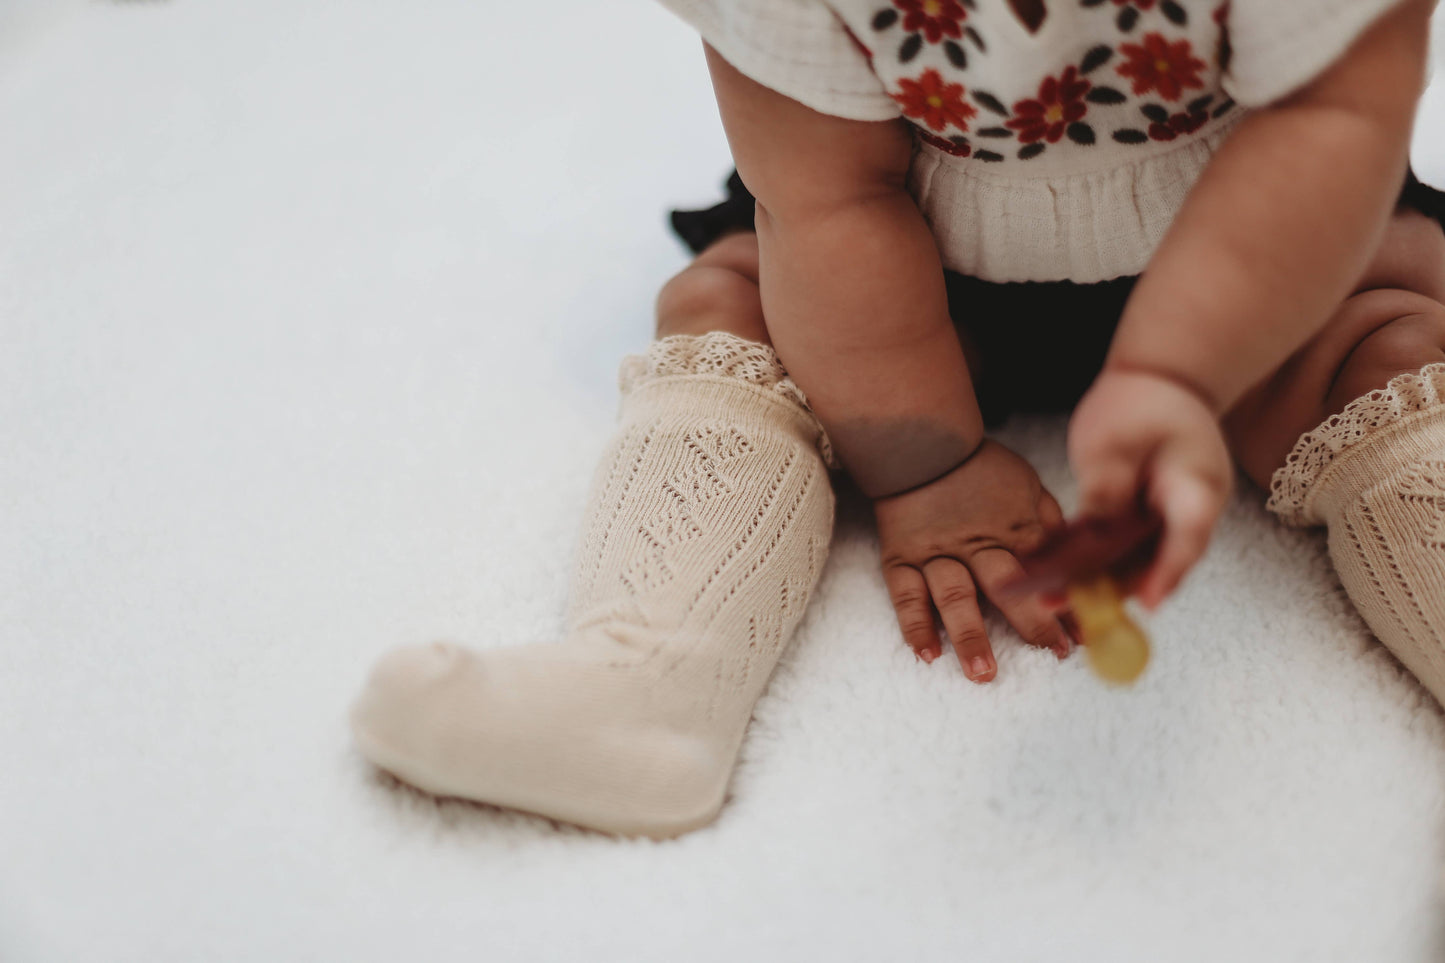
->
<box><xmin>654</xmin><ymin>232</ymin><xmax>769</xmax><ymax>344</ymax></box>
<box><xmin>1224</xmin><ymin>209</ymin><xmax>1445</xmax><ymax>487</ymax></box>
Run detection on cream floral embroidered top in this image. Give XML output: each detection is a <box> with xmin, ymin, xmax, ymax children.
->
<box><xmin>657</xmin><ymin>0</ymin><xmax>1405</xmax><ymax>282</ymax></box>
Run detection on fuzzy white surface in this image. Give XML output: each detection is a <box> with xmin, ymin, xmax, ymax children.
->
<box><xmin>5</xmin><ymin>2</ymin><xmax>1445</xmax><ymax>961</ymax></box>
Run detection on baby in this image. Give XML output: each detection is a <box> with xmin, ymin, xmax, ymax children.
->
<box><xmin>350</xmin><ymin>0</ymin><xmax>1445</xmax><ymax>837</ymax></box>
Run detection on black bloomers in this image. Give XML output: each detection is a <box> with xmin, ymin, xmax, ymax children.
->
<box><xmin>670</xmin><ymin>169</ymin><xmax>1445</xmax><ymax>428</ymax></box>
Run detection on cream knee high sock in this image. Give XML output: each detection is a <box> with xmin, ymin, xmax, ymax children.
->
<box><xmin>350</xmin><ymin>333</ymin><xmax>835</xmax><ymax>837</ymax></box>
<box><xmin>1268</xmin><ymin>363</ymin><xmax>1445</xmax><ymax>704</ymax></box>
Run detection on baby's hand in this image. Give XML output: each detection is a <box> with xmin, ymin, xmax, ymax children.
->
<box><xmin>874</xmin><ymin>440</ymin><xmax>1072</xmax><ymax>682</ymax></box>
<box><xmin>1068</xmin><ymin>369</ymin><xmax>1233</xmax><ymax>610</ymax></box>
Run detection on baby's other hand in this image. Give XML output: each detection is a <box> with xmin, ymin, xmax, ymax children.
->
<box><xmin>874</xmin><ymin>440</ymin><xmax>1072</xmax><ymax>682</ymax></box>
<box><xmin>1068</xmin><ymin>369</ymin><xmax>1233</xmax><ymax>610</ymax></box>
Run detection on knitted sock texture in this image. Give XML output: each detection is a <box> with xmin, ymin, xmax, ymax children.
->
<box><xmin>1268</xmin><ymin>363</ymin><xmax>1445</xmax><ymax>704</ymax></box>
<box><xmin>350</xmin><ymin>333</ymin><xmax>835</xmax><ymax>837</ymax></box>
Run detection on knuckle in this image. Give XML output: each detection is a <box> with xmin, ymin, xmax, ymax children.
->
<box><xmin>1007</xmin><ymin>522</ymin><xmax>1046</xmax><ymax>553</ymax></box>
<box><xmin>960</xmin><ymin>535</ymin><xmax>1001</xmax><ymax>554</ymax></box>
<box><xmin>888</xmin><ymin>584</ymin><xmax>930</xmax><ymax>609</ymax></box>
<box><xmin>883</xmin><ymin>545</ymin><xmax>933</xmax><ymax>569</ymax></box>
<box><xmin>899</xmin><ymin>619</ymin><xmax>936</xmax><ymax>643</ymax></box>
<box><xmin>934</xmin><ymin>583</ymin><xmax>977</xmax><ymax>608</ymax></box>
<box><xmin>951</xmin><ymin>627</ymin><xmax>990</xmax><ymax>649</ymax></box>
<box><xmin>1025</xmin><ymin>624</ymin><xmax>1058</xmax><ymax>648</ymax></box>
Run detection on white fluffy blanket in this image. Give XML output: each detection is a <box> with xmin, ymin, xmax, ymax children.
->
<box><xmin>5</xmin><ymin>2</ymin><xmax>1445</xmax><ymax>960</ymax></box>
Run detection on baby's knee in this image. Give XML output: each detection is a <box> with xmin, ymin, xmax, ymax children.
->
<box><xmin>1328</xmin><ymin>295</ymin><xmax>1445</xmax><ymax>412</ymax></box>
<box><xmin>655</xmin><ymin>259</ymin><xmax>769</xmax><ymax>345</ymax></box>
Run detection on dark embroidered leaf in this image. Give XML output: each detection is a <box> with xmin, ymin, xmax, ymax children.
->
<box><xmin>978</xmin><ymin>127</ymin><xmax>1013</xmax><ymax>138</ymax></box>
<box><xmin>975</xmin><ymin>150</ymin><xmax>1005</xmax><ymax>162</ymax></box>
<box><xmin>871</xmin><ymin>8</ymin><xmax>898</xmax><ymax>31</ymax></box>
<box><xmin>1117</xmin><ymin>6</ymin><xmax>1139</xmax><ymax>31</ymax></box>
<box><xmin>1006</xmin><ymin>0</ymin><xmax>1046</xmax><ymax>33</ymax></box>
<box><xmin>1067</xmin><ymin>123</ymin><xmax>1096</xmax><ymax>145</ymax></box>
<box><xmin>899</xmin><ymin>33</ymin><xmax>924</xmax><ymax>62</ymax></box>
<box><xmin>1018</xmin><ymin>143</ymin><xmax>1046</xmax><ymax>160</ymax></box>
<box><xmin>972</xmin><ymin>90</ymin><xmax>1010</xmax><ymax>116</ymax></box>
<box><xmin>1212</xmin><ymin>98</ymin><xmax>1236</xmax><ymax>119</ymax></box>
<box><xmin>945</xmin><ymin>41</ymin><xmax>968</xmax><ymax>69</ymax></box>
<box><xmin>1081</xmin><ymin>0</ymin><xmax>1107</xmax><ymax>6</ymax></box>
<box><xmin>965</xmin><ymin>26</ymin><xmax>986</xmax><ymax>51</ymax></box>
<box><xmin>960</xmin><ymin>0</ymin><xmax>976</xmax><ymax>8</ymax></box>
<box><xmin>1113</xmin><ymin>128</ymin><xmax>1149</xmax><ymax>144</ymax></box>
<box><xmin>1161</xmin><ymin>0</ymin><xmax>1187</xmax><ymax>25</ymax></box>
<box><xmin>1188</xmin><ymin>94</ymin><xmax>1215</xmax><ymax>114</ymax></box>
<box><xmin>1080</xmin><ymin>45</ymin><xmax>1114</xmax><ymax>74</ymax></box>
<box><xmin>1141</xmin><ymin>103</ymin><xmax>1169</xmax><ymax>123</ymax></box>
<box><xmin>1085</xmin><ymin>86</ymin><xmax>1127</xmax><ymax>105</ymax></box>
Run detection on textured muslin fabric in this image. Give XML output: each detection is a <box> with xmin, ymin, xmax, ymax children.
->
<box><xmin>1269</xmin><ymin>363</ymin><xmax>1445</xmax><ymax>704</ymax></box>
<box><xmin>350</xmin><ymin>333</ymin><xmax>836</xmax><ymax>837</ymax></box>
<box><xmin>905</xmin><ymin>117</ymin><xmax>1241</xmax><ymax>285</ymax></box>
<box><xmin>654</xmin><ymin>0</ymin><xmax>1403</xmax><ymax>283</ymax></box>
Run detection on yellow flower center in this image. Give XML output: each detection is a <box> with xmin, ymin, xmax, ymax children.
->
<box><xmin>923</xmin><ymin>0</ymin><xmax>943</xmax><ymax>14</ymax></box>
<box><xmin>927</xmin><ymin>95</ymin><xmax>944</xmax><ymax>108</ymax></box>
<box><xmin>1044</xmin><ymin>104</ymin><xmax>1064</xmax><ymax>124</ymax></box>
<box><xmin>1155</xmin><ymin>58</ymin><xmax>1171</xmax><ymax>73</ymax></box>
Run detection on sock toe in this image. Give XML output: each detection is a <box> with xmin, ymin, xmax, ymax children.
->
<box><xmin>350</xmin><ymin>642</ymin><xmax>471</xmax><ymax>786</ymax></box>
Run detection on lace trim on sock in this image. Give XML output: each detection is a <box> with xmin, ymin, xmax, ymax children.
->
<box><xmin>1267</xmin><ymin>363</ymin><xmax>1445</xmax><ymax>526</ymax></box>
<box><xmin>620</xmin><ymin>333</ymin><xmax>835</xmax><ymax>465</ymax></box>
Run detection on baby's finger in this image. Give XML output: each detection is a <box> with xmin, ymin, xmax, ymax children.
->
<box><xmin>1138</xmin><ymin>469</ymin><xmax>1221</xmax><ymax>609</ymax></box>
<box><xmin>884</xmin><ymin>564</ymin><xmax>941</xmax><ymax>663</ymax></box>
<box><xmin>969</xmin><ymin>548</ymin><xmax>1070</xmax><ymax>659</ymax></box>
<box><xmin>922</xmin><ymin>557</ymin><xmax>996</xmax><ymax>683</ymax></box>
<box><xmin>1058</xmin><ymin>609</ymin><xmax>1083</xmax><ymax>647</ymax></box>
<box><xmin>1077</xmin><ymin>456</ymin><xmax>1142</xmax><ymax>520</ymax></box>
<box><xmin>1038</xmin><ymin>490</ymin><xmax>1066</xmax><ymax>534</ymax></box>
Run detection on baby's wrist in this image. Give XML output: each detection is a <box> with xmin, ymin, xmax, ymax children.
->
<box><xmin>867</xmin><ymin>436</ymin><xmax>984</xmax><ymax>502</ymax></box>
<box><xmin>1095</xmin><ymin>362</ymin><xmax>1224</xmax><ymax>418</ymax></box>
<box><xmin>830</xmin><ymin>416</ymin><xmax>983</xmax><ymax>500</ymax></box>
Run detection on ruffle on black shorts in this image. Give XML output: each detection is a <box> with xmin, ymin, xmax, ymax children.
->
<box><xmin>670</xmin><ymin>172</ymin><xmax>757</xmax><ymax>255</ymax></box>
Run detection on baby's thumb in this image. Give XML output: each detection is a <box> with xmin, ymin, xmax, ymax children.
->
<box><xmin>1139</xmin><ymin>466</ymin><xmax>1223</xmax><ymax>609</ymax></box>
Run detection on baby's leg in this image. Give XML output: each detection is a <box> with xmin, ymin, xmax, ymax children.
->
<box><xmin>350</xmin><ymin>232</ymin><xmax>836</xmax><ymax>837</ymax></box>
<box><xmin>1225</xmin><ymin>208</ymin><xmax>1445</xmax><ymax>702</ymax></box>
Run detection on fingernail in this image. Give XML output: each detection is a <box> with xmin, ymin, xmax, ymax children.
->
<box><xmin>921</xmin><ymin>648</ymin><xmax>937</xmax><ymax>664</ymax></box>
<box><xmin>969</xmin><ymin>656</ymin><xmax>991</xmax><ymax>680</ymax></box>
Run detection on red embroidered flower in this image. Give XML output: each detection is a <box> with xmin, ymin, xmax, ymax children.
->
<box><xmin>895</xmin><ymin>0</ymin><xmax>966</xmax><ymax>44</ymax></box>
<box><xmin>1116</xmin><ymin>33</ymin><xmax>1207</xmax><ymax>101</ymax></box>
<box><xmin>1148</xmin><ymin>109</ymin><xmax>1208</xmax><ymax>141</ymax></box>
<box><xmin>892</xmin><ymin>69</ymin><xmax>977</xmax><ymax>132</ymax></box>
<box><xmin>1006</xmin><ymin>66</ymin><xmax>1091</xmax><ymax>144</ymax></box>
